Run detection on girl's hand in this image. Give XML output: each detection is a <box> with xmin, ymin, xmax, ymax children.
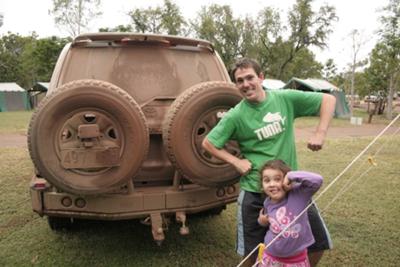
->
<box><xmin>282</xmin><ymin>174</ymin><xmax>293</xmax><ymax>192</ymax></box>
<box><xmin>258</xmin><ymin>208</ymin><xmax>269</xmax><ymax>227</ymax></box>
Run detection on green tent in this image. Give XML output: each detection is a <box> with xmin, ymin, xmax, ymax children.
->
<box><xmin>0</xmin><ymin>83</ymin><xmax>31</xmax><ymax>112</ymax></box>
<box><xmin>283</xmin><ymin>78</ymin><xmax>350</xmax><ymax>118</ymax></box>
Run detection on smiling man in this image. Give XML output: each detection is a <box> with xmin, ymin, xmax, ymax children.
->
<box><xmin>202</xmin><ymin>58</ymin><xmax>336</xmax><ymax>266</ymax></box>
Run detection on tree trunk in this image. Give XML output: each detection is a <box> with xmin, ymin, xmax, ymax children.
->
<box><xmin>386</xmin><ymin>73</ymin><xmax>394</xmax><ymax>120</ymax></box>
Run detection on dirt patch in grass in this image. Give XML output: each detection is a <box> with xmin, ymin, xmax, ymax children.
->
<box><xmin>0</xmin><ymin>133</ymin><xmax>28</xmax><ymax>148</ymax></box>
<box><xmin>295</xmin><ymin>123</ymin><xmax>400</xmax><ymax>140</ymax></box>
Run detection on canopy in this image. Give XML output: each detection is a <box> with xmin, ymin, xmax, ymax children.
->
<box><xmin>284</xmin><ymin>78</ymin><xmax>350</xmax><ymax>118</ymax></box>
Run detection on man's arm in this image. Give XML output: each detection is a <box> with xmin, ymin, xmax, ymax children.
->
<box><xmin>202</xmin><ymin>138</ymin><xmax>252</xmax><ymax>175</ymax></box>
<box><xmin>307</xmin><ymin>93</ymin><xmax>336</xmax><ymax>151</ymax></box>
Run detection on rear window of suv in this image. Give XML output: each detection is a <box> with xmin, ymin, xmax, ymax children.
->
<box><xmin>58</xmin><ymin>45</ymin><xmax>227</xmax><ymax>104</ymax></box>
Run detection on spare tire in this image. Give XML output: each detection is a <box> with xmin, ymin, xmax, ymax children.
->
<box><xmin>28</xmin><ymin>79</ymin><xmax>149</xmax><ymax>195</ymax></box>
<box><xmin>162</xmin><ymin>81</ymin><xmax>242</xmax><ymax>187</ymax></box>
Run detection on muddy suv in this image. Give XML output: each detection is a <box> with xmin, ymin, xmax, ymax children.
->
<box><xmin>28</xmin><ymin>33</ymin><xmax>242</xmax><ymax>243</ymax></box>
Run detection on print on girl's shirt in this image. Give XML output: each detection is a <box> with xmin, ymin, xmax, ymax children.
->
<box><xmin>269</xmin><ymin>206</ymin><xmax>302</xmax><ymax>239</ymax></box>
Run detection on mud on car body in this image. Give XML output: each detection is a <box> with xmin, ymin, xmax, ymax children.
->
<box><xmin>28</xmin><ymin>33</ymin><xmax>241</xmax><ymax>243</ymax></box>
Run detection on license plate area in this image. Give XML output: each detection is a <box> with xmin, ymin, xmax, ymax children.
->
<box><xmin>61</xmin><ymin>147</ymin><xmax>120</xmax><ymax>169</ymax></box>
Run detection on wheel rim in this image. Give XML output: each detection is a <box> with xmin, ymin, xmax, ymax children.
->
<box><xmin>192</xmin><ymin>107</ymin><xmax>241</xmax><ymax>166</ymax></box>
<box><xmin>54</xmin><ymin>109</ymin><xmax>124</xmax><ymax>175</ymax></box>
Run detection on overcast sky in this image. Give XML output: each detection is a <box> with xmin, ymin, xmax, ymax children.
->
<box><xmin>0</xmin><ymin>0</ymin><xmax>388</xmax><ymax>72</ymax></box>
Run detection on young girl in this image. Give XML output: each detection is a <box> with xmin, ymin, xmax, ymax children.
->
<box><xmin>257</xmin><ymin>159</ymin><xmax>323</xmax><ymax>267</ymax></box>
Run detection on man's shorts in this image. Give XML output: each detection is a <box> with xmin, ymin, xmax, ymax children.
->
<box><xmin>236</xmin><ymin>190</ymin><xmax>333</xmax><ymax>257</ymax></box>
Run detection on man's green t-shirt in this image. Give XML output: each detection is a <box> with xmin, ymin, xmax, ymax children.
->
<box><xmin>206</xmin><ymin>89</ymin><xmax>323</xmax><ymax>193</ymax></box>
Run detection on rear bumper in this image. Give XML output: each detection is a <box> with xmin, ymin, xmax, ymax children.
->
<box><xmin>30</xmin><ymin>175</ymin><xmax>239</xmax><ymax>220</ymax></box>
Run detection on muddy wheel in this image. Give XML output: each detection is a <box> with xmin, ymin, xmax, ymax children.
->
<box><xmin>28</xmin><ymin>79</ymin><xmax>149</xmax><ymax>195</ymax></box>
<box><xmin>162</xmin><ymin>81</ymin><xmax>242</xmax><ymax>187</ymax></box>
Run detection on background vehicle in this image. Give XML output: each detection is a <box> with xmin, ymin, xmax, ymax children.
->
<box><xmin>28</xmin><ymin>33</ymin><xmax>241</xmax><ymax>243</ymax></box>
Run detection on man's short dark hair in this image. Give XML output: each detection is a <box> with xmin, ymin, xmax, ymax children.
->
<box><xmin>230</xmin><ymin>58</ymin><xmax>262</xmax><ymax>82</ymax></box>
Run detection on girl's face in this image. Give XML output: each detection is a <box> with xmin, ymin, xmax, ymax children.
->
<box><xmin>262</xmin><ymin>168</ymin><xmax>286</xmax><ymax>203</ymax></box>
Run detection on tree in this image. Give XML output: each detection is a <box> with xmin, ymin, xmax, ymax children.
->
<box><xmin>256</xmin><ymin>7</ymin><xmax>283</xmax><ymax>72</ymax></box>
<box><xmin>347</xmin><ymin>29</ymin><xmax>368</xmax><ymax>116</ymax></box>
<box><xmin>322</xmin><ymin>59</ymin><xmax>337</xmax><ymax>81</ymax></box>
<box><xmin>275</xmin><ymin>0</ymin><xmax>337</xmax><ymax>79</ymax></box>
<box><xmin>0</xmin><ymin>33</ymin><xmax>35</xmax><ymax>86</ymax></box>
<box><xmin>376</xmin><ymin>0</ymin><xmax>400</xmax><ymax>119</ymax></box>
<box><xmin>49</xmin><ymin>0</ymin><xmax>102</xmax><ymax>38</ymax></box>
<box><xmin>129</xmin><ymin>7</ymin><xmax>162</xmax><ymax>33</ymax></box>
<box><xmin>0</xmin><ymin>33</ymin><xmax>69</xmax><ymax>88</ymax></box>
<box><xmin>256</xmin><ymin>0</ymin><xmax>337</xmax><ymax>80</ymax></box>
<box><xmin>128</xmin><ymin>0</ymin><xmax>187</xmax><ymax>35</ymax></box>
<box><xmin>160</xmin><ymin>0</ymin><xmax>187</xmax><ymax>35</ymax></box>
<box><xmin>20</xmin><ymin>37</ymin><xmax>70</xmax><ymax>87</ymax></box>
<box><xmin>99</xmin><ymin>25</ymin><xmax>133</xmax><ymax>32</ymax></box>
<box><xmin>0</xmin><ymin>13</ymin><xmax>3</xmax><ymax>28</ymax></box>
<box><xmin>284</xmin><ymin>48</ymin><xmax>323</xmax><ymax>80</ymax></box>
<box><xmin>191</xmin><ymin>4</ymin><xmax>248</xmax><ymax>70</ymax></box>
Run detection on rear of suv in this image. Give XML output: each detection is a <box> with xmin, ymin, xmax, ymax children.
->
<box><xmin>28</xmin><ymin>33</ymin><xmax>242</xmax><ymax>243</ymax></box>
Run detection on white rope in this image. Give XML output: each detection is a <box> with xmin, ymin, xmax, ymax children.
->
<box><xmin>312</xmin><ymin>113</ymin><xmax>400</xmax><ymax>205</ymax></box>
<box><xmin>237</xmin><ymin>113</ymin><xmax>400</xmax><ymax>267</ymax></box>
<box><xmin>236</xmin><ymin>243</ymin><xmax>261</xmax><ymax>267</ymax></box>
<box><xmin>321</xmin><ymin>124</ymin><xmax>400</xmax><ymax>213</ymax></box>
<box><xmin>321</xmin><ymin>165</ymin><xmax>373</xmax><ymax>213</ymax></box>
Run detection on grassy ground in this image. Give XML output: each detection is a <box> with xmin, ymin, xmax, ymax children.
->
<box><xmin>0</xmin><ymin>111</ymin><xmax>399</xmax><ymax>266</ymax></box>
<box><xmin>0</xmin><ymin>111</ymin><xmax>32</xmax><ymax>134</ymax></box>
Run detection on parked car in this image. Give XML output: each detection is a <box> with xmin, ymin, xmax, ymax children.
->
<box><xmin>28</xmin><ymin>33</ymin><xmax>241</xmax><ymax>244</ymax></box>
<box><xmin>364</xmin><ymin>95</ymin><xmax>378</xmax><ymax>102</ymax></box>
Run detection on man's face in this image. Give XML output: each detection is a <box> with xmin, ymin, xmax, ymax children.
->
<box><xmin>234</xmin><ymin>67</ymin><xmax>265</xmax><ymax>103</ymax></box>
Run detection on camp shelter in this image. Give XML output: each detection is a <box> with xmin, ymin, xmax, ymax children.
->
<box><xmin>262</xmin><ymin>79</ymin><xmax>285</xmax><ymax>90</ymax></box>
<box><xmin>283</xmin><ymin>78</ymin><xmax>350</xmax><ymax>118</ymax></box>
<box><xmin>0</xmin><ymin>83</ymin><xmax>31</xmax><ymax>112</ymax></box>
<box><xmin>29</xmin><ymin>82</ymin><xmax>49</xmax><ymax>108</ymax></box>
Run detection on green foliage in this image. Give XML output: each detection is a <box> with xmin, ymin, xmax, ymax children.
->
<box><xmin>0</xmin><ymin>33</ymin><xmax>68</xmax><ymax>88</ymax></box>
<box><xmin>49</xmin><ymin>0</ymin><xmax>102</xmax><ymax>37</ymax></box>
<box><xmin>160</xmin><ymin>0</ymin><xmax>187</xmax><ymax>35</ymax></box>
<box><xmin>365</xmin><ymin>0</ymin><xmax>400</xmax><ymax>118</ymax></box>
<box><xmin>99</xmin><ymin>25</ymin><xmax>133</xmax><ymax>32</ymax></box>
<box><xmin>259</xmin><ymin>0</ymin><xmax>337</xmax><ymax>80</ymax></box>
<box><xmin>128</xmin><ymin>0</ymin><xmax>187</xmax><ymax>35</ymax></box>
<box><xmin>191</xmin><ymin>4</ymin><xmax>245</xmax><ymax>70</ymax></box>
<box><xmin>322</xmin><ymin>59</ymin><xmax>337</xmax><ymax>81</ymax></box>
<box><xmin>0</xmin><ymin>33</ymin><xmax>35</xmax><ymax>85</ymax></box>
<box><xmin>338</xmin><ymin>71</ymin><xmax>370</xmax><ymax>97</ymax></box>
<box><xmin>21</xmin><ymin>36</ymin><xmax>70</xmax><ymax>87</ymax></box>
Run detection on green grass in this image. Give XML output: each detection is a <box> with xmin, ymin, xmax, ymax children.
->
<box><xmin>296</xmin><ymin>136</ymin><xmax>400</xmax><ymax>266</ymax></box>
<box><xmin>0</xmin><ymin>111</ymin><xmax>33</xmax><ymax>134</ymax></box>
<box><xmin>0</xmin><ymin>111</ymin><xmax>399</xmax><ymax>266</ymax></box>
<box><xmin>294</xmin><ymin>107</ymin><xmax>399</xmax><ymax>128</ymax></box>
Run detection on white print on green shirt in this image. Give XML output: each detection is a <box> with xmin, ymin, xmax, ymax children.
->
<box><xmin>254</xmin><ymin>112</ymin><xmax>286</xmax><ymax>141</ymax></box>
